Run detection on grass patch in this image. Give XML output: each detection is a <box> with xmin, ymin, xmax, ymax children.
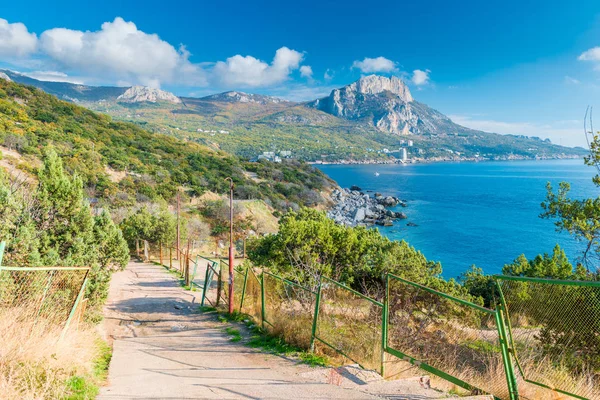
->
<box><xmin>63</xmin><ymin>339</ymin><xmax>112</xmax><ymax>399</ymax></box>
<box><xmin>224</xmin><ymin>327</ymin><xmax>242</xmax><ymax>342</ymax></box>
<box><xmin>200</xmin><ymin>307</ymin><xmax>328</xmax><ymax>367</ymax></box>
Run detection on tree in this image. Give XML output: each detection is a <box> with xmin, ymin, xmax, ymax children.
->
<box><xmin>248</xmin><ymin>208</ymin><xmax>467</xmax><ymax>299</ymax></box>
<box><xmin>542</xmin><ymin>114</ymin><xmax>600</xmax><ymax>272</ymax></box>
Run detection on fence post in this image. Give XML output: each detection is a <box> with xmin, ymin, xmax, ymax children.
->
<box><xmin>381</xmin><ymin>274</ymin><xmax>390</xmax><ymax>377</ymax></box>
<box><xmin>310</xmin><ymin>279</ymin><xmax>322</xmax><ymax>352</ymax></box>
<box><xmin>261</xmin><ymin>272</ymin><xmax>266</xmax><ymax>329</ymax></box>
<box><xmin>169</xmin><ymin>247</ymin><xmax>173</xmax><ymax>269</ymax></box>
<box><xmin>239</xmin><ymin>266</ymin><xmax>249</xmax><ymax>312</ymax></box>
<box><xmin>0</xmin><ymin>241</ymin><xmax>5</xmax><ymax>266</ymax></box>
<box><xmin>495</xmin><ymin>306</ymin><xmax>519</xmax><ymax>400</ymax></box>
<box><xmin>216</xmin><ymin>264</ymin><xmax>222</xmax><ymax>307</ymax></box>
<box><xmin>201</xmin><ymin>262</ymin><xmax>211</xmax><ymax>307</ymax></box>
<box><xmin>159</xmin><ymin>242</ymin><xmax>163</xmax><ymax>265</ymax></box>
<box><xmin>60</xmin><ymin>272</ymin><xmax>89</xmax><ymax>342</ymax></box>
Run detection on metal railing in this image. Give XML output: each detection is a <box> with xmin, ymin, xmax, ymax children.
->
<box><xmin>161</xmin><ymin>253</ymin><xmax>599</xmax><ymax>400</ymax></box>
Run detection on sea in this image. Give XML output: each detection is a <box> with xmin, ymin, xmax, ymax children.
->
<box><xmin>317</xmin><ymin>159</ymin><xmax>599</xmax><ymax>279</ymax></box>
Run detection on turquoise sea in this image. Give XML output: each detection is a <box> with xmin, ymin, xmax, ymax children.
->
<box><xmin>317</xmin><ymin>160</ymin><xmax>599</xmax><ymax>279</ymax></box>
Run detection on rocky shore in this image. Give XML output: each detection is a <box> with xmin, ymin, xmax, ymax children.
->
<box><xmin>327</xmin><ymin>187</ymin><xmax>407</xmax><ymax>227</ymax></box>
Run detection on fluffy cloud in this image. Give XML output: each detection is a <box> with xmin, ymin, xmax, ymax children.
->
<box><xmin>352</xmin><ymin>56</ymin><xmax>397</xmax><ymax>73</ymax></box>
<box><xmin>411</xmin><ymin>69</ymin><xmax>430</xmax><ymax>86</ymax></box>
<box><xmin>578</xmin><ymin>47</ymin><xmax>600</xmax><ymax>61</ymax></box>
<box><xmin>212</xmin><ymin>47</ymin><xmax>303</xmax><ymax>87</ymax></box>
<box><xmin>39</xmin><ymin>17</ymin><xmax>191</xmax><ymax>88</ymax></box>
<box><xmin>1</xmin><ymin>17</ymin><xmax>308</xmax><ymax>90</ymax></box>
<box><xmin>23</xmin><ymin>70</ymin><xmax>85</xmax><ymax>84</ymax></box>
<box><xmin>300</xmin><ymin>65</ymin><xmax>313</xmax><ymax>79</ymax></box>
<box><xmin>0</xmin><ymin>18</ymin><xmax>37</xmax><ymax>57</ymax></box>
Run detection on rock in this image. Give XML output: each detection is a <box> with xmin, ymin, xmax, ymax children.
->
<box><xmin>350</xmin><ymin>185</ymin><xmax>362</xmax><ymax>191</ymax></box>
<box><xmin>353</xmin><ymin>208</ymin><xmax>366</xmax><ymax>222</ymax></box>
<box><xmin>328</xmin><ymin>187</ymin><xmax>410</xmax><ymax>228</ymax></box>
<box><xmin>0</xmin><ymin>72</ymin><xmax>11</xmax><ymax>82</ymax></box>
<box><xmin>407</xmin><ymin>222</ymin><xmax>418</xmax><ymax>227</ymax></box>
<box><xmin>118</xmin><ymin>86</ymin><xmax>181</xmax><ymax>104</ymax></box>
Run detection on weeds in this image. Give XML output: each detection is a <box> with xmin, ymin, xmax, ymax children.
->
<box><xmin>202</xmin><ymin>307</ymin><xmax>327</xmax><ymax>367</ymax></box>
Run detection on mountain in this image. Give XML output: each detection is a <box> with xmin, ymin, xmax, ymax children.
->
<box><xmin>200</xmin><ymin>91</ymin><xmax>292</xmax><ymax>105</ymax></box>
<box><xmin>117</xmin><ymin>86</ymin><xmax>181</xmax><ymax>104</ymax></box>
<box><xmin>0</xmin><ymin>78</ymin><xmax>334</xmax><ymax>210</ymax></box>
<box><xmin>2</xmin><ymin>70</ymin><xmax>586</xmax><ymax>162</ymax></box>
<box><xmin>1</xmin><ymin>70</ymin><xmax>127</xmax><ymax>102</ymax></box>
<box><xmin>307</xmin><ymin>75</ymin><xmax>469</xmax><ymax>135</ymax></box>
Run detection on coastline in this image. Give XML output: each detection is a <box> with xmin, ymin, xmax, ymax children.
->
<box><xmin>308</xmin><ymin>154</ymin><xmax>583</xmax><ymax>166</ymax></box>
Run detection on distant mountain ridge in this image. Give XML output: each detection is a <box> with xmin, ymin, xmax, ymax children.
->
<box><xmin>200</xmin><ymin>91</ymin><xmax>292</xmax><ymax>105</ymax></box>
<box><xmin>0</xmin><ymin>69</ymin><xmax>585</xmax><ymax>161</ymax></box>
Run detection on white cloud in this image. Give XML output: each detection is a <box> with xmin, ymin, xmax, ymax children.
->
<box><xmin>212</xmin><ymin>47</ymin><xmax>304</xmax><ymax>87</ymax></box>
<box><xmin>0</xmin><ymin>18</ymin><xmax>37</xmax><ymax>57</ymax></box>
<box><xmin>352</xmin><ymin>56</ymin><xmax>397</xmax><ymax>73</ymax></box>
<box><xmin>578</xmin><ymin>47</ymin><xmax>600</xmax><ymax>61</ymax></box>
<box><xmin>23</xmin><ymin>70</ymin><xmax>85</xmax><ymax>84</ymax></box>
<box><xmin>299</xmin><ymin>65</ymin><xmax>313</xmax><ymax>79</ymax></box>
<box><xmin>1</xmin><ymin>17</ymin><xmax>310</xmax><ymax>91</ymax></box>
<box><xmin>411</xmin><ymin>69</ymin><xmax>430</xmax><ymax>86</ymax></box>
<box><xmin>450</xmin><ymin>115</ymin><xmax>585</xmax><ymax>147</ymax></box>
<box><xmin>324</xmin><ymin>69</ymin><xmax>333</xmax><ymax>81</ymax></box>
<box><xmin>39</xmin><ymin>17</ymin><xmax>195</xmax><ymax>88</ymax></box>
<box><xmin>564</xmin><ymin>75</ymin><xmax>580</xmax><ymax>85</ymax></box>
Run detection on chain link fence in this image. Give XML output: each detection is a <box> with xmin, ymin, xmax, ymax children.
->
<box><xmin>0</xmin><ymin>266</ymin><xmax>89</xmax><ymax>338</ymax></box>
<box><xmin>315</xmin><ymin>277</ymin><xmax>383</xmax><ymax>372</ymax></box>
<box><xmin>387</xmin><ymin>274</ymin><xmax>511</xmax><ymax>399</ymax></box>
<box><xmin>262</xmin><ymin>272</ymin><xmax>316</xmax><ymax>348</ymax></box>
<box><xmin>181</xmin><ymin>256</ymin><xmax>600</xmax><ymax>400</ymax></box>
<box><xmin>497</xmin><ymin>276</ymin><xmax>600</xmax><ymax>400</ymax></box>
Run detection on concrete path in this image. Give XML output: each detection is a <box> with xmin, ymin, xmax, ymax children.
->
<box><xmin>98</xmin><ymin>261</ymin><xmax>386</xmax><ymax>399</ymax></box>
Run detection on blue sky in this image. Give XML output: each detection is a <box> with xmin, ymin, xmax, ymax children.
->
<box><xmin>1</xmin><ymin>0</ymin><xmax>600</xmax><ymax>146</ymax></box>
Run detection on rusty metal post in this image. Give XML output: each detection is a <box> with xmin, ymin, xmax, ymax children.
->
<box><xmin>225</xmin><ymin>177</ymin><xmax>234</xmax><ymax>314</ymax></box>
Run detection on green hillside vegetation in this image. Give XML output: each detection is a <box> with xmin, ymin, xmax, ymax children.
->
<box><xmin>0</xmin><ymin>79</ymin><xmax>334</xmax><ymax>210</ymax></box>
<box><xmin>84</xmin><ymin>96</ymin><xmax>586</xmax><ymax>162</ymax></box>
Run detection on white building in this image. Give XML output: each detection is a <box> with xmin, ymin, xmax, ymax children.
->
<box><xmin>407</xmin><ymin>140</ymin><xmax>414</xmax><ymax>147</ymax></box>
<box><xmin>401</xmin><ymin>148</ymin><xmax>408</xmax><ymax>162</ymax></box>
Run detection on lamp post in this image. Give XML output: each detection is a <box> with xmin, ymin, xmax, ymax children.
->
<box><xmin>225</xmin><ymin>177</ymin><xmax>234</xmax><ymax>314</ymax></box>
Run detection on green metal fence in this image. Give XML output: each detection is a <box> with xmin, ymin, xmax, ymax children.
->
<box><xmin>194</xmin><ymin>260</ymin><xmax>598</xmax><ymax>400</ymax></box>
<box><xmin>496</xmin><ymin>275</ymin><xmax>600</xmax><ymax>400</ymax></box>
<box><xmin>0</xmin><ymin>265</ymin><xmax>89</xmax><ymax>340</ymax></box>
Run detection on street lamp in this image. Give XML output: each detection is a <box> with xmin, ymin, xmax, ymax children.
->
<box><xmin>225</xmin><ymin>177</ymin><xmax>234</xmax><ymax>314</ymax></box>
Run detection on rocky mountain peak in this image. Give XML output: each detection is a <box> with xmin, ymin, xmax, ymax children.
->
<box><xmin>117</xmin><ymin>86</ymin><xmax>181</xmax><ymax>104</ymax></box>
<box><xmin>0</xmin><ymin>72</ymin><xmax>12</xmax><ymax>82</ymax></box>
<box><xmin>349</xmin><ymin>75</ymin><xmax>413</xmax><ymax>102</ymax></box>
<box><xmin>306</xmin><ymin>74</ymin><xmax>462</xmax><ymax>135</ymax></box>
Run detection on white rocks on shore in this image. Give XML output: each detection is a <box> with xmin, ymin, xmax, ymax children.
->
<box><xmin>327</xmin><ymin>187</ymin><xmax>407</xmax><ymax>227</ymax></box>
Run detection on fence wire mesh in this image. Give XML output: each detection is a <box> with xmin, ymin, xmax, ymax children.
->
<box><xmin>0</xmin><ymin>267</ymin><xmax>88</xmax><ymax>331</ymax></box>
<box><xmin>201</xmin><ymin>261</ymin><xmax>220</xmax><ymax>307</ymax></box>
<box><xmin>262</xmin><ymin>272</ymin><xmax>315</xmax><ymax>349</ymax></box>
<box><xmin>497</xmin><ymin>277</ymin><xmax>600</xmax><ymax>400</ymax></box>
<box><xmin>241</xmin><ymin>269</ymin><xmax>262</xmax><ymax>321</ymax></box>
<box><xmin>316</xmin><ymin>278</ymin><xmax>383</xmax><ymax>371</ymax></box>
<box><xmin>387</xmin><ymin>275</ymin><xmax>509</xmax><ymax>399</ymax></box>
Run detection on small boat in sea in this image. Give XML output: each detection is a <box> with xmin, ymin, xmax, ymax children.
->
<box><xmin>374</xmin><ymin>172</ymin><xmax>380</xmax><ymax>177</ymax></box>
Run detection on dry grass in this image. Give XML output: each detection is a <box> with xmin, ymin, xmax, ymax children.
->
<box><xmin>0</xmin><ymin>310</ymin><xmax>102</xmax><ymax>399</ymax></box>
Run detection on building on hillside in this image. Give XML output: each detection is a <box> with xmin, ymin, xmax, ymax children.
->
<box><xmin>401</xmin><ymin>148</ymin><xmax>408</xmax><ymax>162</ymax></box>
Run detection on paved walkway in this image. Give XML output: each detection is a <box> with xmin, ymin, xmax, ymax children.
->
<box><xmin>98</xmin><ymin>261</ymin><xmax>385</xmax><ymax>399</ymax></box>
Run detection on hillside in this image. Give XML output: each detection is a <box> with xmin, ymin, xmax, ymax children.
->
<box><xmin>2</xmin><ymin>70</ymin><xmax>586</xmax><ymax>162</ymax></box>
<box><xmin>0</xmin><ymin>79</ymin><xmax>335</xmax><ymax>210</ymax></box>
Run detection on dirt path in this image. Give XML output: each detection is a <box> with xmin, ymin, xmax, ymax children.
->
<box><xmin>98</xmin><ymin>261</ymin><xmax>387</xmax><ymax>399</ymax></box>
